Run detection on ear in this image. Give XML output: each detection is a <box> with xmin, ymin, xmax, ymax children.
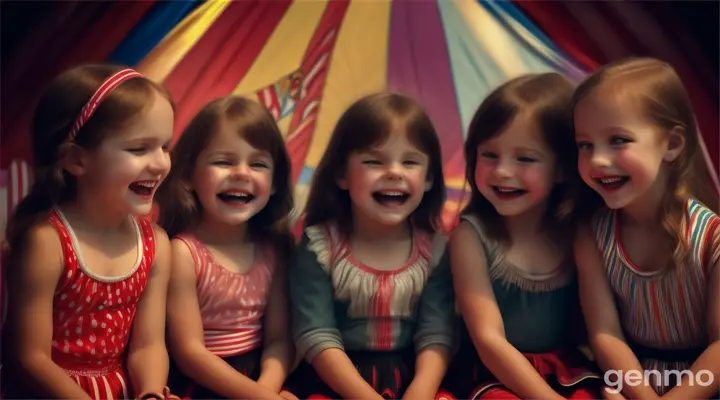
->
<box><xmin>424</xmin><ymin>176</ymin><xmax>433</xmax><ymax>192</ymax></box>
<box><xmin>337</xmin><ymin>175</ymin><xmax>349</xmax><ymax>190</ymax></box>
<box><xmin>60</xmin><ymin>144</ymin><xmax>89</xmax><ymax>178</ymax></box>
<box><xmin>664</xmin><ymin>126</ymin><xmax>685</xmax><ymax>162</ymax></box>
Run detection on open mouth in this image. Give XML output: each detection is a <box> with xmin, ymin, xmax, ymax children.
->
<box><xmin>372</xmin><ymin>190</ymin><xmax>410</xmax><ymax>207</ymax></box>
<box><xmin>217</xmin><ymin>190</ymin><xmax>255</xmax><ymax>205</ymax></box>
<box><xmin>129</xmin><ymin>180</ymin><xmax>157</xmax><ymax>198</ymax></box>
<box><xmin>491</xmin><ymin>186</ymin><xmax>527</xmax><ymax>199</ymax></box>
<box><xmin>593</xmin><ymin>176</ymin><xmax>629</xmax><ymax>191</ymax></box>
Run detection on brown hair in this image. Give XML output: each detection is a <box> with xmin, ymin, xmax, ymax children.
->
<box><xmin>462</xmin><ymin>72</ymin><xmax>587</xmax><ymax>243</ymax></box>
<box><xmin>156</xmin><ymin>96</ymin><xmax>294</xmax><ymax>256</ymax></box>
<box><xmin>303</xmin><ymin>92</ymin><xmax>446</xmax><ymax>236</ymax></box>
<box><xmin>572</xmin><ymin>57</ymin><xmax>716</xmax><ymax>268</ymax></box>
<box><xmin>4</xmin><ymin>63</ymin><xmax>174</xmax><ymax>256</ymax></box>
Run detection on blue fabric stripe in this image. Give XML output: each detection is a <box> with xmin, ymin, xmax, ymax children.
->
<box><xmin>108</xmin><ymin>0</ymin><xmax>201</xmax><ymax>67</ymax></box>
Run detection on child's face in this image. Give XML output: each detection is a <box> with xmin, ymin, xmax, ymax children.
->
<box><xmin>190</xmin><ymin>125</ymin><xmax>275</xmax><ymax>227</ymax></box>
<box><xmin>474</xmin><ymin>115</ymin><xmax>559</xmax><ymax>218</ymax></box>
<box><xmin>339</xmin><ymin>130</ymin><xmax>432</xmax><ymax>230</ymax></box>
<box><xmin>80</xmin><ymin>92</ymin><xmax>173</xmax><ymax>216</ymax></box>
<box><xmin>574</xmin><ymin>89</ymin><xmax>670</xmax><ymax>210</ymax></box>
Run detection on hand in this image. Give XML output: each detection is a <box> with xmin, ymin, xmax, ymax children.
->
<box><xmin>135</xmin><ymin>386</ymin><xmax>179</xmax><ymax>400</ymax></box>
<box><xmin>279</xmin><ymin>390</ymin><xmax>300</xmax><ymax>400</ymax></box>
<box><xmin>402</xmin><ymin>381</ymin><xmax>436</xmax><ymax>400</ymax></box>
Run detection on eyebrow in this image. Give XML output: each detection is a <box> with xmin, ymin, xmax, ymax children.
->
<box><xmin>517</xmin><ymin>146</ymin><xmax>546</xmax><ymax>158</ymax></box>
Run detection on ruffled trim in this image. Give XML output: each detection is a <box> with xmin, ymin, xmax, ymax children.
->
<box><xmin>305</xmin><ymin>225</ymin><xmax>332</xmax><ymax>271</ymax></box>
<box><xmin>460</xmin><ymin>215</ymin><xmax>573</xmax><ymax>293</ymax></box>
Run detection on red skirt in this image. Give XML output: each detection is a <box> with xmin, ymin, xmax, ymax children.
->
<box><xmin>438</xmin><ymin>346</ymin><xmax>603</xmax><ymax>400</ymax></box>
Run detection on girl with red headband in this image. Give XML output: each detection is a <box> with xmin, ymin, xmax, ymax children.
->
<box><xmin>3</xmin><ymin>64</ymin><xmax>176</xmax><ymax>400</ymax></box>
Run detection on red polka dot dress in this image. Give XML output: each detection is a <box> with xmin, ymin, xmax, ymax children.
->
<box><xmin>48</xmin><ymin>208</ymin><xmax>155</xmax><ymax>400</ymax></box>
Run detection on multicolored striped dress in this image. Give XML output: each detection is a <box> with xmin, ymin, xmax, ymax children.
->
<box><xmin>592</xmin><ymin>198</ymin><xmax>719</xmax><ymax>395</ymax></box>
<box><xmin>167</xmin><ymin>234</ymin><xmax>275</xmax><ymax>399</ymax></box>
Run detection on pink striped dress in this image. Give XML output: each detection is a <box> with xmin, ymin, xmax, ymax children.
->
<box><xmin>592</xmin><ymin>198</ymin><xmax>719</xmax><ymax>395</ymax></box>
<box><xmin>176</xmin><ymin>234</ymin><xmax>274</xmax><ymax>358</ymax></box>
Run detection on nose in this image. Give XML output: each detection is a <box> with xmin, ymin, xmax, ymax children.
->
<box><xmin>149</xmin><ymin>147</ymin><xmax>170</xmax><ymax>175</ymax></box>
<box><xmin>493</xmin><ymin>159</ymin><xmax>513</xmax><ymax>179</ymax></box>
<box><xmin>230</xmin><ymin>163</ymin><xmax>252</xmax><ymax>181</ymax></box>
<box><xmin>386</xmin><ymin>162</ymin><xmax>404</xmax><ymax>180</ymax></box>
<box><xmin>590</xmin><ymin>148</ymin><xmax>612</xmax><ymax>169</ymax></box>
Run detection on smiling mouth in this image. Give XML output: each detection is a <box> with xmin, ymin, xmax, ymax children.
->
<box><xmin>491</xmin><ymin>186</ymin><xmax>527</xmax><ymax>199</ymax></box>
<box><xmin>593</xmin><ymin>176</ymin><xmax>629</xmax><ymax>191</ymax></box>
<box><xmin>372</xmin><ymin>190</ymin><xmax>410</xmax><ymax>207</ymax></box>
<box><xmin>129</xmin><ymin>180</ymin><xmax>157</xmax><ymax>197</ymax></box>
<box><xmin>217</xmin><ymin>190</ymin><xmax>255</xmax><ymax>205</ymax></box>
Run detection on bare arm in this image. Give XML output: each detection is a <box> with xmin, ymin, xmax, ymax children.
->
<box><xmin>10</xmin><ymin>224</ymin><xmax>91</xmax><ymax>399</ymax></box>
<box><xmin>127</xmin><ymin>225</ymin><xmax>172</xmax><ymax>396</ymax></box>
<box><xmin>662</xmin><ymin>230</ymin><xmax>720</xmax><ymax>400</ymax></box>
<box><xmin>289</xmin><ymin>233</ymin><xmax>382</xmax><ymax>400</ymax></box>
<box><xmin>167</xmin><ymin>239</ymin><xmax>284</xmax><ymax>400</ymax></box>
<box><xmin>451</xmin><ymin>222</ymin><xmax>564</xmax><ymax>400</ymax></box>
<box><xmin>404</xmin><ymin>247</ymin><xmax>454</xmax><ymax>399</ymax></box>
<box><xmin>575</xmin><ymin>225</ymin><xmax>659</xmax><ymax>400</ymax></box>
<box><xmin>257</xmin><ymin>255</ymin><xmax>294</xmax><ymax>393</ymax></box>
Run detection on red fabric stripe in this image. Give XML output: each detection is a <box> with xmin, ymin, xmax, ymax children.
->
<box><xmin>163</xmin><ymin>0</ymin><xmax>291</xmax><ymax>141</ymax></box>
<box><xmin>285</xmin><ymin>0</ymin><xmax>350</xmax><ymax>184</ymax></box>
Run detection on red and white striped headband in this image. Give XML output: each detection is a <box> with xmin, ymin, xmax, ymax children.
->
<box><xmin>67</xmin><ymin>68</ymin><xmax>143</xmax><ymax>142</ymax></box>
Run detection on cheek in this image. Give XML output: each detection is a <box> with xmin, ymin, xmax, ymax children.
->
<box><xmin>520</xmin><ymin>165</ymin><xmax>554</xmax><ymax>194</ymax></box>
<box><xmin>193</xmin><ymin>167</ymin><xmax>224</xmax><ymax>196</ymax></box>
<box><xmin>345</xmin><ymin>165</ymin><xmax>376</xmax><ymax>194</ymax></box>
<box><xmin>252</xmin><ymin>171</ymin><xmax>274</xmax><ymax>196</ymax></box>
<box><xmin>473</xmin><ymin>161</ymin><xmax>492</xmax><ymax>187</ymax></box>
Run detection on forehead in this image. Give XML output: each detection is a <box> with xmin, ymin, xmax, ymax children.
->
<box><xmin>574</xmin><ymin>87</ymin><xmax>650</xmax><ymax>136</ymax></box>
<box><xmin>109</xmin><ymin>92</ymin><xmax>174</xmax><ymax>144</ymax></box>
<box><xmin>358</xmin><ymin>127</ymin><xmax>426</xmax><ymax>156</ymax></box>
<box><xmin>203</xmin><ymin>126</ymin><xmax>270</xmax><ymax>157</ymax></box>
<box><xmin>480</xmin><ymin>115</ymin><xmax>549</xmax><ymax>153</ymax></box>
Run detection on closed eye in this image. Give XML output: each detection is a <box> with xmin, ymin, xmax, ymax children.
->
<box><xmin>577</xmin><ymin>141</ymin><xmax>592</xmax><ymax>151</ymax></box>
<box><xmin>211</xmin><ymin>160</ymin><xmax>232</xmax><ymax>166</ymax></box>
<box><xmin>517</xmin><ymin>156</ymin><xmax>537</xmax><ymax>163</ymax></box>
<box><xmin>362</xmin><ymin>159</ymin><xmax>381</xmax><ymax>165</ymax></box>
<box><xmin>480</xmin><ymin>152</ymin><xmax>497</xmax><ymax>159</ymax></box>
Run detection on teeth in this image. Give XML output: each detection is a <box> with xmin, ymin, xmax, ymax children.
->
<box><xmin>497</xmin><ymin>187</ymin><xmax>520</xmax><ymax>193</ymax></box>
<box><xmin>223</xmin><ymin>191</ymin><xmax>251</xmax><ymax>198</ymax></box>
<box><xmin>600</xmin><ymin>177</ymin><xmax>622</xmax><ymax>184</ymax></box>
<box><xmin>137</xmin><ymin>182</ymin><xmax>156</xmax><ymax>188</ymax></box>
<box><xmin>379</xmin><ymin>191</ymin><xmax>405</xmax><ymax>196</ymax></box>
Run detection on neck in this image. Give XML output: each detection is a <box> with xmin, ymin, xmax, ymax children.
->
<box><xmin>621</xmin><ymin>171</ymin><xmax>669</xmax><ymax>225</ymax></box>
<box><xmin>194</xmin><ymin>216</ymin><xmax>247</xmax><ymax>245</ymax></box>
<box><xmin>504</xmin><ymin>200</ymin><xmax>548</xmax><ymax>239</ymax></box>
<box><xmin>352</xmin><ymin>216</ymin><xmax>411</xmax><ymax>243</ymax></box>
<box><xmin>60</xmin><ymin>194</ymin><xmax>130</xmax><ymax>232</ymax></box>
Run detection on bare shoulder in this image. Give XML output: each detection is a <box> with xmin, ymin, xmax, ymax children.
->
<box><xmin>151</xmin><ymin>223</ymin><xmax>170</xmax><ymax>249</ymax></box>
<box><xmin>11</xmin><ymin>221</ymin><xmax>65</xmax><ymax>292</ymax></box>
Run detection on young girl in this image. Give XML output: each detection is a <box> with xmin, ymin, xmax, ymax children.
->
<box><xmin>446</xmin><ymin>73</ymin><xmax>603</xmax><ymax>400</ymax></box>
<box><xmin>3</xmin><ymin>64</ymin><xmax>175</xmax><ymax>399</ymax></box>
<box><xmin>285</xmin><ymin>92</ymin><xmax>455</xmax><ymax>399</ymax></box>
<box><xmin>573</xmin><ymin>57</ymin><xmax>719</xmax><ymax>399</ymax></box>
<box><xmin>156</xmin><ymin>96</ymin><xmax>295</xmax><ymax>400</ymax></box>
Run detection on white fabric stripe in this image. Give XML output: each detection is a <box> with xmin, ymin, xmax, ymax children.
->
<box><xmin>204</xmin><ymin>329</ymin><xmax>257</xmax><ymax>341</ymax></box>
<box><xmin>206</xmin><ymin>338</ymin><xmax>261</xmax><ymax>353</ymax></box>
<box><xmin>102</xmin><ymin>375</ymin><xmax>113</xmax><ymax>400</ymax></box>
<box><xmin>91</xmin><ymin>376</ymin><xmax>100</xmax><ymax>400</ymax></box>
<box><xmin>116</xmin><ymin>371</ymin><xmax>128</xmax><ymax>399</ymax></box>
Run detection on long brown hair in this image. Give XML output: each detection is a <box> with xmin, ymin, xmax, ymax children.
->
<box><xmin>4</xmin><ymin>63</ymin><xmax>173</xmax><ymax>257</ymax></box>
<box><xmin>462</xmin><ymin>73</ymin><xmax>588</xmax><ymax>243</ymax></box>
<box><xmin>155</xmin><ymin>96</ymin><xmax>294</xmax><ymax>256</ymax></box>
<box><xmin>303</xmin><ymin>92</ymin><xmax>446</xmax><ymax>236</ymax></box>
<box><xmin>572</xmin><ymin>57</ymin><xmax>717</xmax><ymax>268</ymax></box>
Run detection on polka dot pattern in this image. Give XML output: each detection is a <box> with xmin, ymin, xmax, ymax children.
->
<box><xmin>47</xmin><ymin>209</ymin><xmax>155</xmax><ymax>399</ymax></box>
<box><xmin>176</xmin><ymin>235</ymin><xmax>274</xmax><ymax>357</ymax></box>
